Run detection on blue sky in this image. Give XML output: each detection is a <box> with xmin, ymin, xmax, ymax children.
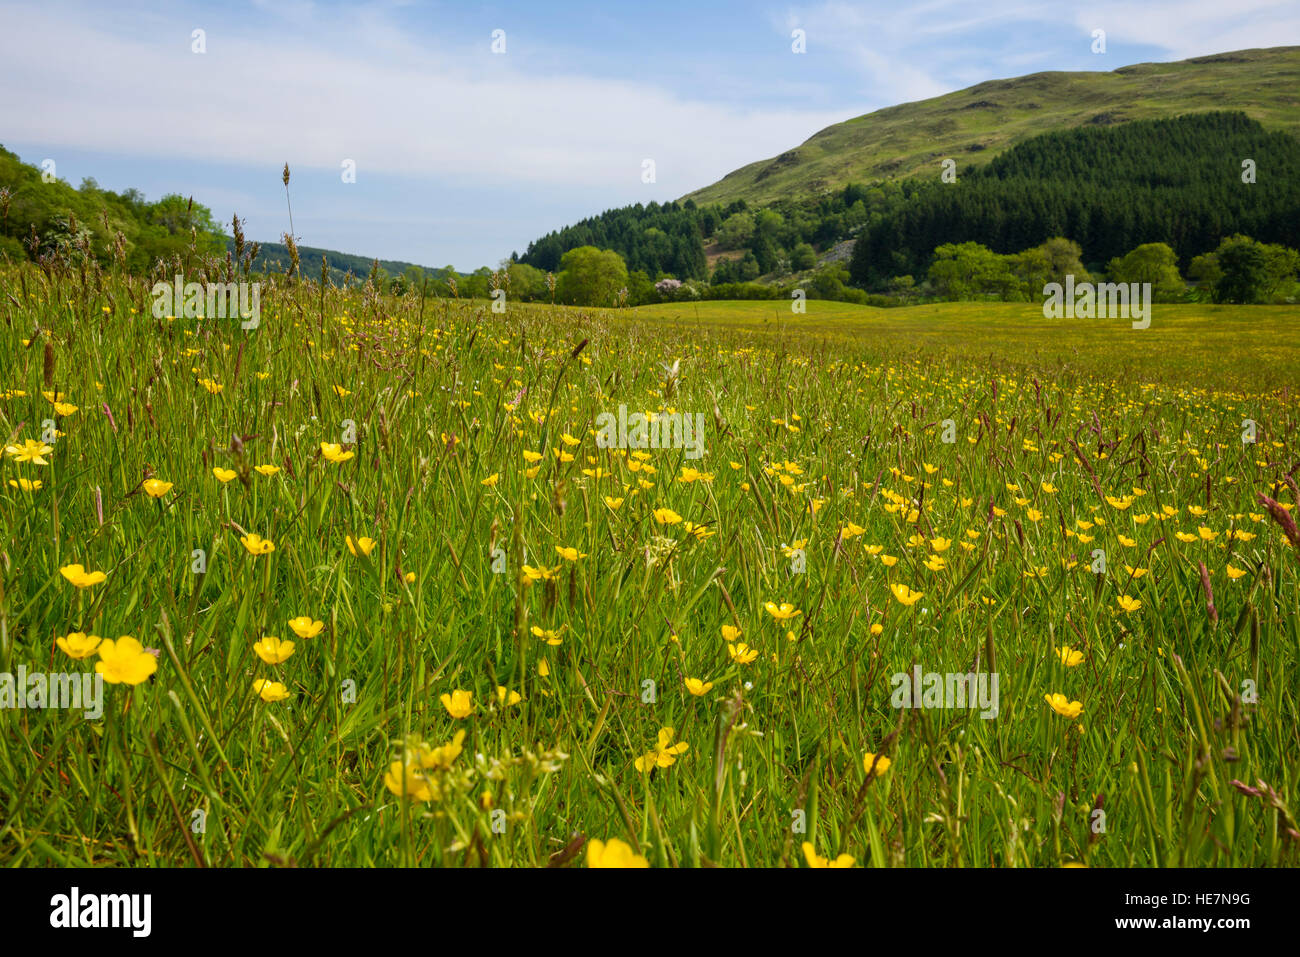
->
<box><xmin>2</xmin><ymin>0</ymin><xmax>1297</xmax><ymax>270</ymax></box>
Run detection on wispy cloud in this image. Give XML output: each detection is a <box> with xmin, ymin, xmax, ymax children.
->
<box><xmin>0</xmin><ymin>2</ymin><xmax>848</xmax><ymax>198</ymax></box>
<box><xmin>1067</xmin><ymin>0</ymin><xmax>1300</xmax><ymax>59</ymax></box>
<box><xmin>779</xmin><ymin>0</ymin><xmax>1300</xmax><ymax>108</ymax></box>
<box><xmin>2</xmin><ymin>0</ymin><xmax>1296</xmax><ymax>268</ymax></box>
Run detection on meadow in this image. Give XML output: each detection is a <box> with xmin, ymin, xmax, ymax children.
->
<box><xmin>1</xmin><ymin>264</ymin><xmax>1297</xmax><ymax>867</ymax></box>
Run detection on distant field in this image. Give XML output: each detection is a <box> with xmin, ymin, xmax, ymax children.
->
<box><xmin>630</xmin><ymin>300</ymin><xmax>1300</xmax><ymax>392</ymax></box>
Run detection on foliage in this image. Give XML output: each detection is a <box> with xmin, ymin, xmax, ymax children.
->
<box><xmin>0</xmin><ymin>145</ymin><xmax>226</xmax><ymax>270</ymax></box>
<box><xmin>851</xmin><ymin>113</ymin><xmax>1300</xmax><ymax>288</ymax></box>
<box><xmin>554</xmin><ymin>246</ymin><xmax>629</xmax><ymax>306</ymax></box>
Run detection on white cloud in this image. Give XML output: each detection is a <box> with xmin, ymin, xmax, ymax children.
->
<box><xmin>1068</xmin><ymin>0</ymin><xmax>1300</xmax><ymax>59</ymax></box>
<box><xmin>781</xmin><ymin>0</ymin><xmax>1300</xmax><ymax>105</ymax></box>
<box><xmin>0</xmin><ymin>2</ymin><xmax>849</xmax><ymax>199</ymax></box>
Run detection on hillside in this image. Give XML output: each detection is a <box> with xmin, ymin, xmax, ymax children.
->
<box><xmin>0</xmin><ymin>145</ymin><xmax>464</xmax><ymax>286</ymax></box>
<box><xmin>233</xmin><ymin>238</ymin><xmax>461</xmax><ymax>288</ymax></box>
<box><xmin>683</xmin><ymin>46</ymin><xmax>1300</xmax><ymax>207</ymax></box>
<box><xmin>0</xmin><ymin>144</ymin><xmax>225</xmax><ymax>269</ymax></box>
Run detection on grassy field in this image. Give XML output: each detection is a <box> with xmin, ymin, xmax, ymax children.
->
<box><xmin>2</xmin><ymin>267</ymin><xmax>1298</xmax><ymax>867</ymax></box>
<box><xmin>631</xmin><ymin>299</ymin><xmax>1300</xmax><ymax>390</ymax></box>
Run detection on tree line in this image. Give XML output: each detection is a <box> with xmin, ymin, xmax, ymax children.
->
<box><xmin>908</xmin><ymin>234</ymin><xmax>1299</xmax><ymax>305</ymax></box>
<box><xmin>849</xmin><ymin>112</ymin><xmax>1300</xmax><ymax>288</ymax></box>
<box><xmin>0</xmin><ymin>145</ymin><xmax>225</xmax><ymax>270</ymax></box>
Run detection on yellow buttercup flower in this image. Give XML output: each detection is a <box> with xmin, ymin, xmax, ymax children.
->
<box><xmin>728</xmin><ymin>641</ymin><xmax>759</xmax><ymax>664</ymax></box>
<box><xmin>587</xmin><ymin>838</ymin><xmax>649</xmax><ymax>868</ymax></box>
<box><xmin>418</xmin><ymin>729</ymin><xmax>467</xmax><ymax>771</ymax></box>
<box><xmin>212</xmin><ymin>467</ymin><xmax>238</xmax><ymax>483</ymax></box>
<box><xmin>1045</xmin><ymin>692</ymin><xmax>1083</xmax><ymax>719</ymax></box>
<box><xmin>347</xmin><ymin>535</ymin><xmax>377</xmax><ymax>556</ymax></box>
<box><xmin>142</xmin><ymin>479</ymin><xmax>173</xmax><ymax>498</ymax></box>
<box><xmin>56</xmin><ymin>631</ymin><xmax>103</xmax><ymax>660</ymax></box>
<box><xmin>95</xmin><ymin>637</ymin><xmax>158</xmax><ymax>685</ymax></box>
<box><xmin>5</xmin><ymin>438</ymin><xmax>54</xmax><ymax>465</ymax></box>
<box><xmin>8</xmin><ymin>478</ymin><xmax>42</xmax><ymax>492</ymax></box>
<box><xmin>653</xmin><ymin>507</ymin><xmax>682</xmax><ymax>525</ymax></box>
<box><xmin>764</xmin><ymin>602</ymin><xmax>802</xmax><ymax>622</ymax></box>
<box><xmin>60</xmin><ymin>564</ymin><xmax>107</xmax><ymax>588</ymax></box>
<box><xmin>384</xmin><ymin>761</ymin><xmax>436</xmax><ymax>803</ymax></box>
<box><xmin>802</xmin><ymin>842</ymin><xmax>855</xmax><ymax>868</ymax></box>
<box><xmin>494</xmin><ymin>686</ymin><xmax>523</xmax><ymax>707</ymax></box>
<box><xmin>1117</xmin><ymin>594</ymin><xmax>1141</xmax><ymax>614</ymax></box>
<box><xmin>253</xmin><ymin>635</ymin><xmax>295</xmax><ymax>664</ymax></box>
<box><xmin>320</xmin><ymin>442</ymin><xmax>355</xmax><ymax>463</ymax></box>
<box><xmin>255</xmin><ymin>464</ymin><xmax>281</xmax><ymax>477</ymax></box>
<box><xmin>441</xmin><ymin>689</ymin><xmax>474</xmax><ymax>718</ymax></box>
<box><xmin>862</xmin><ymin>752</ymin><xmax>892</xmax><ymax>775</ymax></box>
<box><xmin>522</xmin><ymin>564</ymin><xmax>560</xmax><ymax>583</ymax></box>
<box><xmin>1056</xmin><ymin>645</ymin><xmax>1084</xmax><ymax>667</ymax></box>
<box><xmin>890</xmin><ymin>583</ymin><xmax>923</xmax><ymax>606</ymax></box>
<box><xmin>684</xmin><ymin>677</ymin><xmax>713</xmax><ymax>696</ymax></box>
<box><xmin>634</xmin><ymin>727</ymin><xmax>689</xmax><ymax>771</ymax></box>
<box><xmin>288</xmin><ymin>616</ymin><xmax>325</xmax><ymax>639</ymax></box>
<box><xmin>531</xmin><ymin>625</ymin><xmax>563</xmax><ymax>645</ymax></box>
<box><xmin>241</xmin><ymin>533</ymin><xmax>275</xmax><ymax>555</ymax></box>
<box><xmin>481</xmin><ymin>473</ymin><xmax>500</xmax><ymax>487</ymax></box>
<box><xmin>555</xmin><ymin>545</ymin><xmax>587</xmax><ymax>561</ymax></box>
<box><xmin>253</xmin><ymin>678</ymin><xmax>291</xmax><ymax>702</ymax></box>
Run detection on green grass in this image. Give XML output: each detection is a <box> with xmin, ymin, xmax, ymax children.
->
<box><xmin>684</xmin><ymin>46</ymin><xmax>1300</xmax><ymax>206</ymax></box>
<box><xmin>2</xmin><ymin>267</ymin><xmax>1298</xmax><ymax>868</ymax></box>
<box><xmin>631</xmin><ymin>299</ymin><xmax>1300</xmax><ymax>390</ymax></box>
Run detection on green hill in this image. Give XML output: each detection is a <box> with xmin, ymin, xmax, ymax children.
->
<box><xmin>234</xmin><ymin>239</ymin><xmax>462</xmax><ymax>288</ymax></box>
<box><xmin>683</xmin><ymin>46</ymin><xmax>1300</xmax><ymax>207</ymax></box>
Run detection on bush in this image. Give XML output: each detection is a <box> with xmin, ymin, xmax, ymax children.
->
<box><xmin>790</xmin><ymin>243</ymin><xmax>817</xmax><ymax>271</ymax></box>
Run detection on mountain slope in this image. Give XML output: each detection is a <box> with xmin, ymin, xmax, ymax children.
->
<box><xmin>683</xmin><ymin>46</ymin><xmax>1300</xmax><ymax>207</ymax></box>
<box><xmin>231</xmin><ymin>239</ymin><xmax>460</xmax><ymax>288</ymax></box>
